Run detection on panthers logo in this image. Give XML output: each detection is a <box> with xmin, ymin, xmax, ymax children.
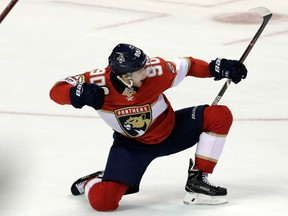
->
<box><xmin>114</xmin><ymin>105</ymin><xmax>152</xmax><ymax>138</ymax></box>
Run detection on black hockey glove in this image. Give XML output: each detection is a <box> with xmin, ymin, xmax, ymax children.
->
<box><xmin>209</xmin><ymin>58</ymin><xmax>247</xmax><ymax>84</ymax></box>
<box><xmin>70</xmin><ymin>83</ymin><xmax>105</xmax><ymax>110</ymax></box>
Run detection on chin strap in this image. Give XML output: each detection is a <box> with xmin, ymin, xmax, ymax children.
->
<box><xmin>117</xmin><ymin>72</ymin><xmax>133</xmax><ymax>88</ymax></box>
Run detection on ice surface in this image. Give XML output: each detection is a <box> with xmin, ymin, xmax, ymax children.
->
<box><xmin>0</xmin><ymin>0</ymin><xmax>287</xmax><ymax>215</ymax></box>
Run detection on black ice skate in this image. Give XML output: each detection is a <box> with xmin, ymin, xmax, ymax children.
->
<box><xmin>183</xmin><ymin>159</ymin><xmax>227</xmax><ymax>205</ymax></box>
<box><xmin>71</xmin><ymin>170</ymin><xmax>104</xmax><ymax>196</ymax></box>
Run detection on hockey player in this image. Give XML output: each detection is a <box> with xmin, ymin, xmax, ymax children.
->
<box><xmin>50</xmin><ymin>43</ymin><xmax>247</xmax><ymax>211</ymax></box>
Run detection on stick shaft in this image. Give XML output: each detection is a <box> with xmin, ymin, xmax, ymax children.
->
<box><xmin>0</xmin><ymin>0</ymin><xmax>19</xmax><ymax>24</ymax></box>
<box><xmin>212</xmin><ymin>8</ymin><xmax>272</xmax><ymax>106</ymax></box>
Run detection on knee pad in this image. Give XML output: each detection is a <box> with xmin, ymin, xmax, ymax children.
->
<box><xmin>88</xmin><ymin>181</ymin><xmax>128</xmax><ymax>211</ymax></box>
<box><xmin>203</xmin><ymin>105</ymin><xmax>233</xmax><ymax>135</ymax></box>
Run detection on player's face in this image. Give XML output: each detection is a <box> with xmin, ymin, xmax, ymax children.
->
<box><xmin>130</xmin><ymin>68</ymin><xmax>147</xmax><ymax>87</ymax></box>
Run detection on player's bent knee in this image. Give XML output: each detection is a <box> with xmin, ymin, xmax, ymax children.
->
<box><xmin>87</xmin><ymin>181</ymin><xmax>128</xmax><ymax>212</ymax></box>
<box><xmin>89</xmin><ymin>192</ymin><xmax>118</xmax><ymax>211</ymax></box>
<box><xmin>203</xmin><ymin>105</ymin><xmax>233</xmax><ymax>135</ymax></box>
<box><xmin>217</xmin><ymin>105</ymin><xmax>233</xmax><ymax>126</ymax></box>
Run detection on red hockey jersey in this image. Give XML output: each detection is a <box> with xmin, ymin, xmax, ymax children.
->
<box><xmin>50</xmin><ymin>57</ymin><xmax>211</xmax><ymax>144</ymax></box>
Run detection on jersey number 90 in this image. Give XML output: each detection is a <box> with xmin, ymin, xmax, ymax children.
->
<box><xmin>89</xmin><ymin>57</ymin><xmax>163</xmax><ymax>85</ymax></box>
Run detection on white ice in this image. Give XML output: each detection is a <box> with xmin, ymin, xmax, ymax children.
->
<box><xmin>0</xmin><ymin>0</ymin><xmax>287</xmax><ymax>215</ymax></box>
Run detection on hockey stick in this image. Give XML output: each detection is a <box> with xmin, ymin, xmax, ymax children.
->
<box><xmin>212</xmin><ymin>7</ymin><xmax>272</xmax><ymax>105</ymax></box>
<box><xmin>0</xmin><ymin>0</ymin><xmax>19</xmax><ymax>24</ymax></box>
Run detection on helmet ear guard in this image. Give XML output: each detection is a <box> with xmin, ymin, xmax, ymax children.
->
<box><xmin>108</xmin><ymin>43</ymin><xmax>147</xmax><ymax>76</ymax></box>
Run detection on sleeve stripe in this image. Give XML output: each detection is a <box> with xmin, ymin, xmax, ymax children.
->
<box><xmin>171</xmin><ymin>58</ymin><xmax>189</xmax><ymax>87</ymax></box>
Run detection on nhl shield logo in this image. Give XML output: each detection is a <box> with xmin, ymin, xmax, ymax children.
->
<box><xmin>114</xmin><ymin>104</ymin><xmax>152</xmax><ymax>138</ymax></box>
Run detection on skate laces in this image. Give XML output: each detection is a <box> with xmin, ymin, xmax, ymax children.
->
<box><xmin>202</xmin><ymin>173</ymin><xmax>217</xmax><ymax>188</ymax></box>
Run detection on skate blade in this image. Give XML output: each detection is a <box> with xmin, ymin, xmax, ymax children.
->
<box><xmin>183</xmin><ymin>192</ymin><xmax>228</xmax><ymax>205</ymax></box>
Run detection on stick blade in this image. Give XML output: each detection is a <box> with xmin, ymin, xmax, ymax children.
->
<box><xmin>249</xmin><ymin>7</ymin><xmax>272</xmax><ymax>18</ymax></box>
